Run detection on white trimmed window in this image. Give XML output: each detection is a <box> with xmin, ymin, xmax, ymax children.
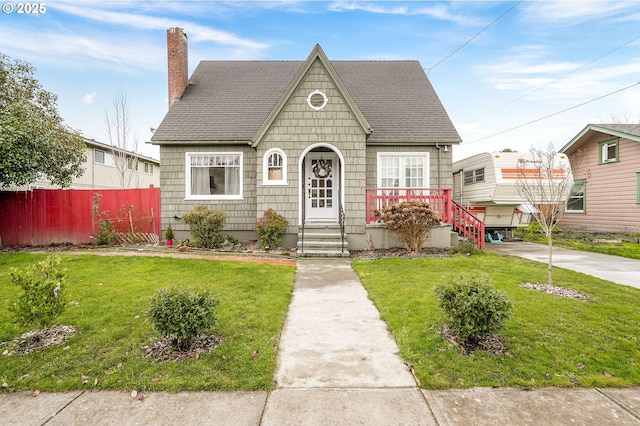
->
<box><xmin>144</xmin><ymin>162</ymin><xmax>154</xmax><ymax>175</ymax></box>
<box><xmin>377</xmin><ymin>153</ymin><xmax>429</xmax><ymax>194</ymax></box>
<box><xmin>263</xmin><ymin>148</ymin><xmax>287</xmax><ymax>185</ymax></box>
<box><xmin>127</xmin><ymin>157</ymin><xmax>138</xmax><ymax>171</ymax></box>
<box><xmin>94</xmin><ymin>149</ymin><xmax>115</xmax><ymax>167</ymax></box>
<box><xmin>186</xmin><ymin>152</ymin><xmax>243</xmax><ymax>200</ymax></box>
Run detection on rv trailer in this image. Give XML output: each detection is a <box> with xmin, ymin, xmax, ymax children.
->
<box><xmin>453</xmin><ymin>152</ymin><xmax>573</xmax><ymax>238</ymax></box>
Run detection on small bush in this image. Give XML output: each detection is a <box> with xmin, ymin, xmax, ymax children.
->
<box><xmin>181</xmin><ymin>205</ymin><xmax>227</xmax><ymax>248</ymax></box>
<box><xmin>10</xmin><ymin>255</ymin><xmax>67</xmax><ymax>329</ymax></box>
<box><xmin>148</xmin><ymin>286</ymin><xmax>219</xmax><ymax>351</ymax></box>
<box><xmin>449</xmin><ymin>238</ymin><xmax>480</xmax><ymax>255</ymax></box>
<box><xmin>92</xmin><ymin>193</ymin><xmax>119</xmax><ymax>245</ymax></box>
<box><xmin>433</xmin><ymin>274</ymin><xmax>513</xmax><ymax>343</ymax></box>
<box><xmin>93</xmin><ymin>213</ymin><xmax>120</xmax><ymax>245</ymax></box>
<box><xmin>255</xmin><ymin>209</ymin><xmax>288</xmax><ymax>250</ymax></box>
<box><xmin>374</xmin><ymin>200</ymin><xmax>442</xmax><ymax>253</ymax></box>
<box><xmin>164</xmin><ymin>224</ymin><xmax>175</xmax><ymax>241</ymax></box>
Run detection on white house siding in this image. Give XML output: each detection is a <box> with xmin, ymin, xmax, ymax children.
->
<box><xmin>10</xmin><ymin>144</ymin><xmax>160</xmax><ymax>191</ymax></box>
<box><xmin>256</xmin><ymin>59</ymin><xmax>368</xmax><ymax>237</ymax></box>
<box><xmin>159</xmin><ymin>144</ymin><xmax>257</xmax><ymax>240</ymax></box>
<box><xmin>559</xmin><ymin>134</ymin><xmax>640</xmax><ymax>233</ymax></box>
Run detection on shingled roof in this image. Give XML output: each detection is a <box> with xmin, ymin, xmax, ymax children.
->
<box><xmin>151</xmin><ymin>51</ymin><xmax>461</xmax><ymax>145</ymax></box>
<box><xmin>561</xmin><ymin>123</ymin><xmax>640</xmax><ymax>153</ymax></box>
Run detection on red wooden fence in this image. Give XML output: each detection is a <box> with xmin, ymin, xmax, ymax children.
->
<box><xmin>0</xmin><ymin>187</ymin><xmax>160</xmax><ymax>246</ymax></box>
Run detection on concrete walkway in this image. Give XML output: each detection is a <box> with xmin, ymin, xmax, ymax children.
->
<box><xmin>2</xmin><ymin>257</ymin><xmax>640</xmax><ymax>425</ymax></box>
<box><xmin>485</xmin><ymin>241</ymin><xmax>640</xmax><ymax>289</ymax></box>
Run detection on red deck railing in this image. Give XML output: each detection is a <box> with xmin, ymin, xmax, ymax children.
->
<box><xmin>365</xmin><ymin>188</ymin><xmax>485</xmax><ymax>249</ymax></box>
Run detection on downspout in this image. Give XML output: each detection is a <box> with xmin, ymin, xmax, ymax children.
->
<box><xmin>435</xmin><ymin>143</ymin><xmax>442</xmax><ymax>187</ymax></box>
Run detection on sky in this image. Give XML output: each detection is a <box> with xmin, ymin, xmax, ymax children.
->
<box><xmin>1</xmin><ymin>0</ymin><xmax>639</xmax><ymax>161</ymax></box>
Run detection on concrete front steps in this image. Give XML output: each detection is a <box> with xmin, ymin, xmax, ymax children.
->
<box><xmin>297</xmin><ymin>223</ymin><xmax>350</xmax><ymax>258</ymax></box>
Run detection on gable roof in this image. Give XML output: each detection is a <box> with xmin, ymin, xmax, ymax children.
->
<box><xmin>151</xmin><ymin>45</ymin><xmax>461</xmax><ymax>145</ymax></box>
<box><xmin>561</xmin><ymin>123</ymin><xmax>640</xmax><ymax>153</ymax></box>
<box><xmin>251</xmin><ymin>44</ymin><xmax>371</xmax><ymax>147</ymax></box>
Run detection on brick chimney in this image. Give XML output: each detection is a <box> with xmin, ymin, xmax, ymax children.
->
<box><xmin>167</xmin><ymin>27</ymin><xmax>188</xmax><ymax>109</ymax></box>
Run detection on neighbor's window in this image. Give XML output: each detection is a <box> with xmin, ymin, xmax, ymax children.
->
<box><xmin>566</xmin><ymin>179</ymin><xmax>586</xmax><ymax>213</ymax></box>
<box><xmin>377</xmin><ymin>153</ymin><xmax>429</xmax><ymax>195</ymax></box>
<box><xmin>464</xmin><ymin>167</ymin><xmax>485</xmax><ymax>184</ymax></box>
<box><xmin>637</xmin><ymin>173</ymin><xmax>640</xmax><ymax>204</ymax></box>
<box><xmin>94</xmin><ymin>149</ymin><xmax>115</xmax><ymax>167</ymax></box>
<box><xmin>263</xmin><ymin>148</ymin><xmax>287</xmax><ymax>185</ymax></box>
<box><xmin>144</xmin><ymin>162</ymin><xmax>154</xmax><ymax>175</ymax></box>
<box><xmin>186</xmin><ymin>152</ymin><xmax>243</xmax><ymax>200</ymax></box>
<box><xmin>599</xmin><ymin>139</ymin><xmax>619</xmax><ymax>164</ymax></box>
<box><xmin>127</xmin><ymin>157</ymin><xmax>138</xmax><ymax>171</ymax></box>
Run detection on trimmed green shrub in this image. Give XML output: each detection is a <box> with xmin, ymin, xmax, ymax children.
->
<box><xmin>10</xmin><ymin>255</ymin><xmax>67</xmax><ymax>329</ymax></box>
<box><xmin>164</xmin><ymin>224</ymin><xmax>175</xmax><ymax>241</ymax></box>
<box><xmin>255</xmin><ymin>209</ymin><xmax>288</xmax><ymax>250</ymax></box>
<box><xmin>148</xmin><ymin>286</ymin><xmax>219</xmax><ymax>350</ymax></box>
<box><xmin>374</xmin><ymin>200</ymin><xmax>442</xmax><ymax>253</ymax></box>
<box><xmin>181</xmin><ymin>205</ymin><xmax>227</xmax><ymax>248</ymax></box>
<box><xmin>434</xmin><ymin>274</ymin><xmax>513</xmax><ymax>343</ymax></box>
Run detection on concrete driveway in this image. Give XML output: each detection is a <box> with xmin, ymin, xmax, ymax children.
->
<box><xmin>485</xmin><ymin>241</ymin><xmax>640</xmax><ymax>289</ymax></box>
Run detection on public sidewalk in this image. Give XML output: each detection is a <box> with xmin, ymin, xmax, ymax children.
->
<box><xmin>2</xmin><ymin>258</ymin><xmax>640</xmax><ymax>425</ymax></box>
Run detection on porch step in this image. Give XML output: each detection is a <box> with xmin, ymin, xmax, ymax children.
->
<box><xmin>297</xmin><ymin>224</ymin><xmax>350</xmax><ymax>258</ymax></box>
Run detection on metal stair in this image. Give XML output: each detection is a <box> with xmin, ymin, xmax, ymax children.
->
<box><xmin>297</xmin><ymin>223</ymin><xmax>350</xmax><ymax>258</ymax></box>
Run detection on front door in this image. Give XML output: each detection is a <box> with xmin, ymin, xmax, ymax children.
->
<box><xmin>305</xmin><ymin>153</ymin><xmax>338</xmax><ymax>222</ymax></box>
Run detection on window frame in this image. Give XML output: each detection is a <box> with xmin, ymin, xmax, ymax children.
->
<box><xmin>262</xmin><ymin>148</ymin><xmax>288</xmax><ymax>186</ymax></box>
<box><xmin>94</xmin><ymin>149</ymin><xmax>115</xmax><ymax>167</ymax></box>
<box><xmin>637</xmin><ymin>173</ymin><xmax>640</xmax><ymax>204</ymax></box>
<box><xmin>598</xmin><ymin>138</ymin><xmax>619</xmax><ymax>164</ymax></box>
<box><xmin>127</xmin><ymin>157</ymin><xmax>139</xmax><ymax>171</ymax></box>
<box><xmin>144</xmin><ymin>162</ymin><xmax>154</xmax><ymax>175</ymax></box>
<box><xmin>566</xmin><ymin>179</ymin><xmax>586</xmax><ymax>214</ymax></box>
<box><xmin>185</xmin><ymin>152</ymin><xmax>243</xmax><ymax>201</ymax></box>
<box><xmin>376</xmin><ymin>152</ymin><xmax>429</xmax><ymax>193</ymax></box>
<box><xmin>464</xmin><ymin>167</ymin><xmax>485</xmax><ymax>184</ymax></box>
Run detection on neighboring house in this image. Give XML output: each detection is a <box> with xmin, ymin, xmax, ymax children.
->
<box><xmin>9</xmin><ymin>137</ymin><xmax>160</xmax><ymax>190</ymax></box>
<box><xmin>559</xmin><ymin>123</ymin><xmax>640</xmax><ymax>233</ymax></box>
<box><xmin>151</xmin><ymin>28</ymin><xmax>463</xmax><ymax>253</ymax></box>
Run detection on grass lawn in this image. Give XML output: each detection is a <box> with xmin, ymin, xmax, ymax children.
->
<box><xmin>353</xmin><ymin>252</ymin><xmax>640</xmax><ymax>389</ymax></box>
<box><xmin>0</xmin><ymin>253</ymin><xmax>295</xmax><ymax>392</ymax></box>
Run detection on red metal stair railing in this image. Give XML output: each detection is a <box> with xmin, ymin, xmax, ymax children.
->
<box><xmin>365</xmin><ymin>188</ymin><xmax>485</xmax><ymax>250</ymax></box>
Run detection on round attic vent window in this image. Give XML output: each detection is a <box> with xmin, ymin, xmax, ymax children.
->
<box><xmin>307</xmin><ymin>90</ymin><xmax>328</xmax><ymax>110</ymax></box>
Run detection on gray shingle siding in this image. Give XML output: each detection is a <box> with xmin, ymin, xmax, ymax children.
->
<box><xmin>152</xmin><ymin>45</ymin><xmax>461</xmax><ymax>245</ymax></box>
<box><xmin>160</xmin><ymin>145</ymin><xmax>257</xmax><ymax>236</ymax></box>
<box><xmin>256</xmin><ymin>60</ymin><xmax>367</xmax><ymax>236</ymax></box>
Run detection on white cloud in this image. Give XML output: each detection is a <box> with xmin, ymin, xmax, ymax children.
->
<box><xmin>49</xmin><ymin>2</ymin><xmax>268</xmax><ymax>52</ymax></box>
<box><xmin>522</xmin><ymin>0</ymin><xmax>638</xmax><ymax>24</ymax></box>
<box><xmin>327</xmin><ymin>1</ymin><xmax>480</xmax><ymax>26</ymax></box>
<box><xmin>0</xmin><ymin>25</ymin><xmax>163</xmax><ymax>73</ymax></box>
<box><xmin>82</xmin><ymin>92</ymin><xmax>97</xmax><ymax>105</ymax></box>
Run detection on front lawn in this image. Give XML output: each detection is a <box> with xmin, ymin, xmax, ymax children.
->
<box><xmin>353</xmin><ymin>252</ymin><xmax>640</xmax><ymax>389</ymax></box>
<box><xmin>0</xmin><ymin>253</ymin><xmax>295</xmax><ymax>392</ymax></box>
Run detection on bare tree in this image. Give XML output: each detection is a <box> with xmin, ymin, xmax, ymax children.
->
<box><xmin>515</xmin><ymin>143</ymin><xmax>574</xmax><ymax>285</ymax></box>
<box><xmin>105</xmin><ymin>90</ymin><xmax>139</xmax><ymax>188</ymax></box>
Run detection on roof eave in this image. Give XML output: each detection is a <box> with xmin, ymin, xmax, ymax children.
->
<box><xmin>561</xmin><ymin>124</ymin><xmax>640</xmax><ymax>153</ymax></box>
<box><xmin>149</xmin><ymin>139</ymin><xmax>252</xmax><ymax>146</ymax></box>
